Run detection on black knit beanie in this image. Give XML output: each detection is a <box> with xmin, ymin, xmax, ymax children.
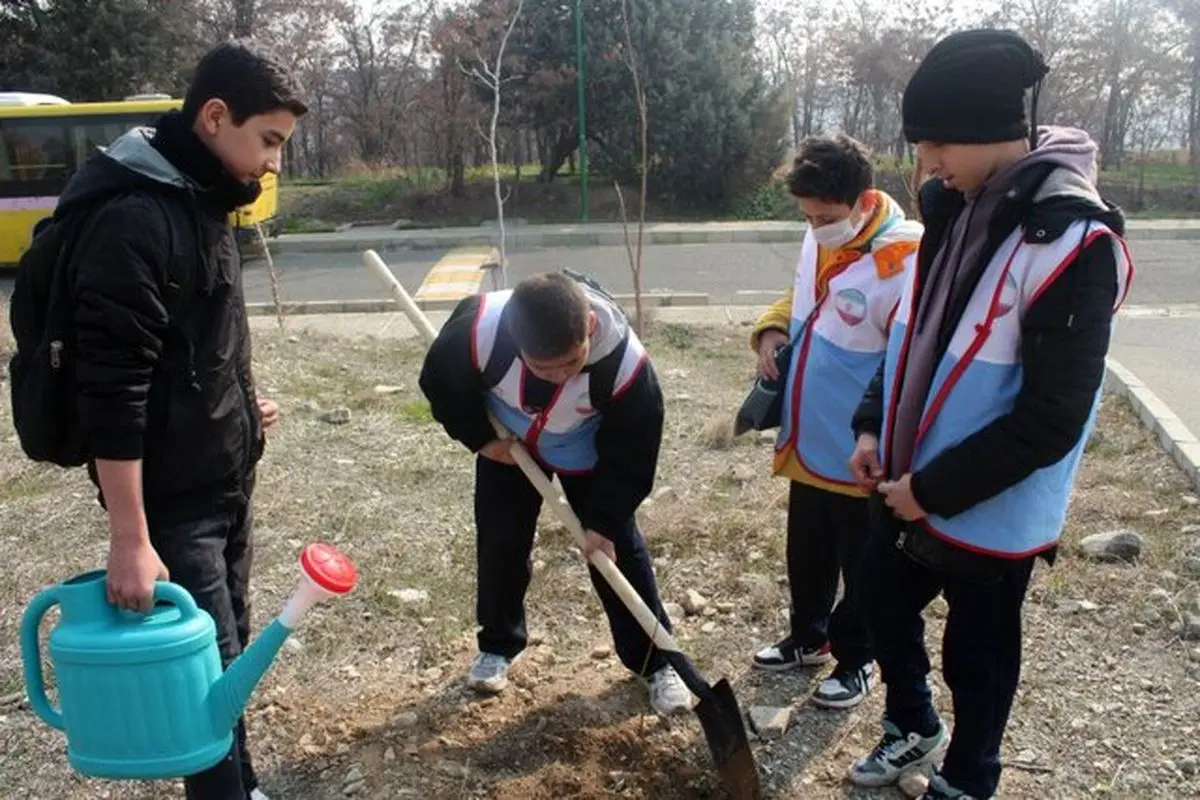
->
<box><xmin>902</xmin><ymin>29</ymin><xmax>1049</xmax><ymax>145</ymax></box>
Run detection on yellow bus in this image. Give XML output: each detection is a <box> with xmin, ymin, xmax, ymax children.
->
<box><xmin>0</xmin><ymin>92</ymin><xmax>280</xmax><ymax>265</ymax></box>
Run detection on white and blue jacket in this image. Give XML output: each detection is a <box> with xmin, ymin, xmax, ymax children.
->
<box><xmin>880</xmin><ymin>219</ymin><xmax>1133</xmax><ymax>557</ymax></box>
<box><xmin>419</xmin><ymin>285</ymin><xmax>664</xmax><ymax>540</ymax></box>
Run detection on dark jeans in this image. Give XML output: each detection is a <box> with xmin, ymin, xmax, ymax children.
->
<box><xmin>786</xmin><ymin>482</ymin><xmax>872</xmax><ymax>670</ymax></box>
<box><xmin>149</xmin><ymin>502</ymin><xmax>257</xmax><ymax>800</ymax></box>
<box><xmin>862</xmin><ymin>525</ymin><xmax>1035</xmax><ymax>799</ymax></box>
<box><xmin>474</xmin><ymin>455</ymin><xmax>672</xmax><ymax>676</ymax></box>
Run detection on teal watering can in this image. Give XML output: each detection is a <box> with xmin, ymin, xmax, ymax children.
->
<box><xmin>20</xmin><ymin>542</ymin><xmax>357</xmax><ymax>780</ymax></box>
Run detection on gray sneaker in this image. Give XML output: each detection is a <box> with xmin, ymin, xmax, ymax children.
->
<box><xmin>848</xmin><ymin>718</ymin><xmax>949</xmax><ymax>787</ymax></box>
<box><xmin>646</xmin><ymin>665</ymin><xmax>693</xmax><ymax>715</ymax></box>
<box><xmin>466</xmin><ymin>652</ymin><xmax>511</xmax><ymax>694</ymax></box>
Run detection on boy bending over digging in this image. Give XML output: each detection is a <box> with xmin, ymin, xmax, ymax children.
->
<box><xmin>419</xmin><ymin>271</ymin><xmax>692</xmax><ymax>715</ymax></box>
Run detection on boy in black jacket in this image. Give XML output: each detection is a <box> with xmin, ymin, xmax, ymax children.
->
<box><xmin>844</xmin><ymin>30</ymin><xmax>1133</xmax><ymax>800</ymax></box>
<box><xmin>67</xmin><ymin>41</ymin><xmax>306</xmax><ymax>800</ymax></box>
<box><xmin>419</xmin><ymin>272</ymin><xmax>692</xmax><ymax>716</ymax></box>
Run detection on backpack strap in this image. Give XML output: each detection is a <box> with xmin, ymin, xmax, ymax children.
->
<box><xmin>561</xmin><ymin>267</ymin><xmax>632</xmax><ymax>325</ymax></box>
<box><xmin>51</xmin><ymin>203</ymin><xmax>114</xmax><ymax>347</ymax></box>
<box><xmin>65</xmin><ymin>190</ymin><xmax>200</xmax><ymax>387</ymax></box>
<box><xmin>481</xmin><ymin>322</ymin><xmax>519</xmax><ymax>390</ymax></box>
<box><xmin>143</xmin><ymin>192</ymin><xmax>201</xmax><ymax>389</ymax></box>
<box><xmin>584</xmin><ymin>338</ymin><xmax>627</xmax><ymax>411</ymax></box>
<box><xmin>480</xmin><ymin>281</ymin><xmax>628</xmax><ymax>409</ymax></box>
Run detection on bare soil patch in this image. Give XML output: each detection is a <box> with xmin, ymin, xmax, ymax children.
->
<box><xmin>1</xmin><ymin>321</ymin><xmax>1198</xmax><ymax>799</ymax></box>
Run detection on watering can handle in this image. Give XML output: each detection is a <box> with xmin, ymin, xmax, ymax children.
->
<box><xmin>153</xmin><ymin>581</ymin><xmax>203</xmax><ymax>621</ymax></box>
<box><xmin>20</xmin><ymin>587</ymin><xmax>64</xmax><ymax>730</ymax></box>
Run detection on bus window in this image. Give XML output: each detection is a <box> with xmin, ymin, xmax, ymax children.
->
<box><xmin>0</xmin><ymin>119</ymin><xmax>70</xmax><ymax>182</ymax></box>
<box><xmin>0</xmin><ymin>126</ymin><xmax>10</xmax><ymax>180</ymax></box>
<box><xmin>72</xmin><ymin>116</ymin><xmax>155</xmax><ymax>166</ymax></box>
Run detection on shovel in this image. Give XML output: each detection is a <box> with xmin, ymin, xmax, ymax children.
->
<box><xmin>363</xmin><ymin>249</ymin><xmax>762</xmax><ymax>799</ymax></box>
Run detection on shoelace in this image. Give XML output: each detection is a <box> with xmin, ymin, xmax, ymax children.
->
<box><xmin>478</xmin><ymin>654</ymin><xmax>507</xmax><ymax>671</ymax></box>
<box><xmin>870</xmin><ymin>730</ymin><xmax>908</xmax><ymax>761</ymax></box>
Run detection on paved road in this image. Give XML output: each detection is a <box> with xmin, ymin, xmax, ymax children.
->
<box><xmin>235</xmin><ymin>238</ymin><xmax>1199</xmax><ymax>308</ymax></box>
<box><xmin>252</xmin><ymin>239</ymin><xmax>1200</xmax><ymax>443</ymax></box>
<box><xmin>0</xmin><ymin>239</ymin><xmax>1191</xmax><ymax>307</ymax></box>
<box><xmin>1109</xmin><ymin>315</ymin><xmax>1200</xmax><ymax>439</ymax></box>
<box><xmin>240</xmin><ymin>242</ymin><xmax>801</xmax><ymax>306</ymax></box>
<box><xmin>2</xmin><ymin>238</ymin><xmax>1197</xmax><ymax>433</ymax></box>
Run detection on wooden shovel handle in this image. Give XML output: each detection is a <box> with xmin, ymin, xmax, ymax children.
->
<box><xmin>363</xmin><ymin>248</ymin><xmax>681</xmax><ymax>655</ymax></box>
<box><xmin>486</xmin><ymin>413</ymin><xmax>681</xmax><ymax>654</ymax></box>
<box><xmin>363</xmin><ymin>249</ymin><xmax>438</xmax><ymax>344</ymax></box>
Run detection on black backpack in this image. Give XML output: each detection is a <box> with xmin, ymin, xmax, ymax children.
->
<box><xmin>481</xmin><ymin>269</ymin><xmax>630</xmax><ymax>409</ymax></box>
<box><xmin>8</xmin><ymin>193</ymin><xmax>186</xmax><ymax>468</ymax></box>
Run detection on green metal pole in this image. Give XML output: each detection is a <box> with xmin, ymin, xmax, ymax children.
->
<box><xmin>573</xmin><ymin>0</ymin><xmax>589</xmax><ymax>222</ymax></box>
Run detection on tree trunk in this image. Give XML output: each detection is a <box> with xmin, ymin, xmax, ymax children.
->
<box><xmin>1191</xmin><ymin>28</ymin><xmax>1200</xmax><ymax>172</ymax></box>
<box><xmin>234</xmin><ymin>0</ymin><xmax>254</xmax><ymax>37</ymax></box>
<box><xmin>1101</xmin><ymin>80</ymin><xmax>1123</xmax><ymax>170</ymax></box>
<box><xmin>539</xmin><ymin>127</ymin><xmax>576</xmax><ymax>182</ymax></box>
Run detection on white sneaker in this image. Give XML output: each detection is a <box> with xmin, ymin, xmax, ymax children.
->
<box><xmin>249</xmin><ymin>789</ymin><xmax>271</xmax><ymax>800</ymax></box>
<box><xmin>467</xmin><ymin>652</ymin><xmax>512</xmax><ymax>693</ymax></box>
<box><xmin>646</xmin><ymin>665</ymin><xmax>693</xmax><ymax>715</ymax></box>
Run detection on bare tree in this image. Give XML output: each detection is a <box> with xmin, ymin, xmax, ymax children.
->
<box><xmin>1164</xmin><ymin>0</ymin><xmax>1200</xmax><ymax>171</ymax></box>
<box><xmin>337</xmin><ymin>0</ymin><xmax>437</xmax><ymax>167</ymax></box>
<box><xmin>615</xmin><ymin>0</ymin><xmax>649</xmax><ymax>336</ymax></box>
<box><xmin>462</xmin><ymin>0</ymin><xmax>525</xmax><ymax>289</ymax></box>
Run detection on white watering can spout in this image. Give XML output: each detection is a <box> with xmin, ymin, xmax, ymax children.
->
<box><xmin>281</xmin><ymin>543</ymin><xmax>358</xmax><ymax>627</ymax></box>
<box><xmin>210</xmin><ymin>543</ymin><xmax>358</xmax><ymax>735</ymax></box>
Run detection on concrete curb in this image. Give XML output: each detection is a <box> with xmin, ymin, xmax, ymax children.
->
<box><xmin>270</xmin><ymin>219</ymin><xmax>1200</xmax><ymax>255</ymax></box>
<box><xmin>1105</xmin><ymin>358</ymin><xmax>1200</xmax><ymax>489</ymax></box>
<box><xmin>269</xmin><ymin>223</ymin><xmax>804</xmax><ymax>255</ymax></box>
<box><xmin>244</xmin><ymin>292</ymin><xmax>710</xmax><ymax>317</ymax></box>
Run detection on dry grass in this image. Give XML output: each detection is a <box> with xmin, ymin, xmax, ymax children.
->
<box><xmin>0</xmin><ymin>297</ymin><xmax>11</xmax><ymax>366</ymax></box>
<box><xmin>1</xmin><ymin>321</ymin><xmax>1198</xmax><ymax>799</ymax></box>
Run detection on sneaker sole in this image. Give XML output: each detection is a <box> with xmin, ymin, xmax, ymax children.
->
<box><xmin>810</xmin><ymin>691</ymin><xmax>867</xmax><ymax>710</ymax></box>
<box><xmin>752</xmin><ymin>653</ymin><xmax>833</xmax><ymax>671</ymax></box>
<box><xmin>812</xmin><ymin>667</ymin><xmax>875</xmax><ymax>709</ymax></box>
<box><xmin>847</xmin><ymin>738</ymin><xmax>949</xmax><ymax>788</ymax></box>
<box><xmin>466</xmin><ymin>678</ymin><xmax>508</xmax><ymax>694</ymax></box>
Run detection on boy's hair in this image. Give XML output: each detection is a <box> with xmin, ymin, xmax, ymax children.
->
<box><xmin>787</xmin><ymin>134</ymin><xmax>874</xmax><ymax>207</ymax></box>
<box><xmin>182</xmin><ymin>39</ymin><xmax>308</xmax><ymax>124</ymax></box>
<box><xmin>507</xmin><ymin>273</ymin><xmax>591</xmax><ymax>360</ymax></box>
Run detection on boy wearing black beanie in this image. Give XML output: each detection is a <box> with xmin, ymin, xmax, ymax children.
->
<box><xmin>844</xmin><ymin>29</ymin><xmax>1134</xmax><ymax>799</ymax></box>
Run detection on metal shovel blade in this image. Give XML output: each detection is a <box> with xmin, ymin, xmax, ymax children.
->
<box><xmin>694</xmin><ymin>677</ymin><xmax>762</xmax><ymax>799</ymax></box>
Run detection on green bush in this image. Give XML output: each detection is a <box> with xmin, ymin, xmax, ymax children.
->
<box><xmin>732</xmin><ymin>177</ymin><xmax>794</xmax><ymax>221</ymax></box>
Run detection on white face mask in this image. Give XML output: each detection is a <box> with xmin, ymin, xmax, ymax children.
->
<box><xmin>811</xmin><ymin>213</ymin><xmax>866</xmax><ymax>249</ymax></box>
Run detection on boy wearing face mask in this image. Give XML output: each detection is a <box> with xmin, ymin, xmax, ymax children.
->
<box><xmin>748</xmin><ymin>135</ymin><xmax>923</xmax><ymax>710</ymax></box>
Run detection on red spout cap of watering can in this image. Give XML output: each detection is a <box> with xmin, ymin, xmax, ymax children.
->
<box><xmin>300</xmin><ymin>543</ymin><xmax>358</xmax><ymax>595</ymax></box>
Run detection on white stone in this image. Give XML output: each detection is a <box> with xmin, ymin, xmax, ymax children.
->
<box><xmin>682</xmin><ymin>589</ymin><xmax>709</xmax><ymax>615</ymax></box>
<box><xmin>1079</xmin><ymin>530</ymin><xmax>1144</xmax><ymax>562</ymax></box>
<box><xmin>748</xmin><ymin>706</ymin><xmax>791</xmax><ymax>740</ymax></box>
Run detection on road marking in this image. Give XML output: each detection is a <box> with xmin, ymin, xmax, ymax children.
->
<box><xmin>414</xmin><ymin>246</ymin><xmax>496</xmax><ymax>302</ymax></box>
<box><xmin>1120</xmin><ymin>304</ymin><xmax>1200</xmax><ymax>319</ymax></box>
